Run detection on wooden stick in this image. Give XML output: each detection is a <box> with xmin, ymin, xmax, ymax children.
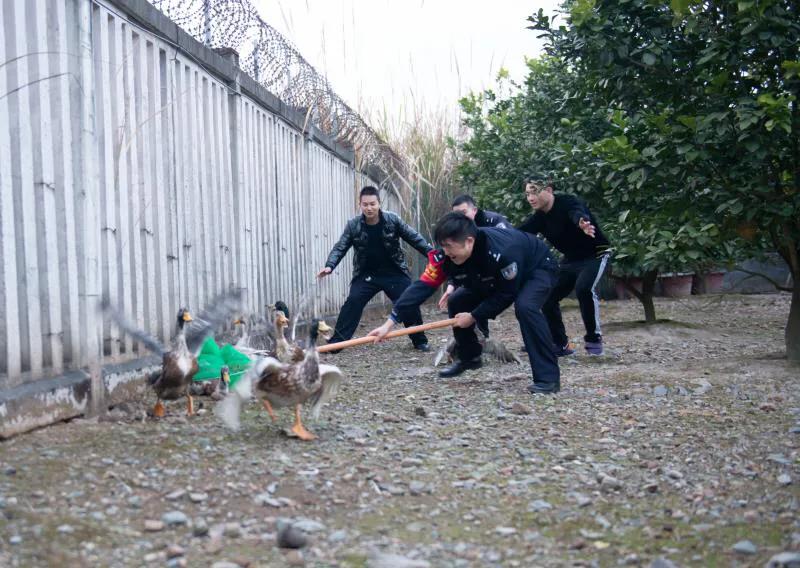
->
<box><xmin>317</xmin><ymin>318</ymin><xmax>457</xmax><ymax>353</ymax></box>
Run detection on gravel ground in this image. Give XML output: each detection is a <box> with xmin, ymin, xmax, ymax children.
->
<box><xmin>1</xmin><ymin>293</ymin><xmax>798</xmax><ymax>567</ymax></box>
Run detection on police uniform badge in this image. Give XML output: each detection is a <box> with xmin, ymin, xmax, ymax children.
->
<box><xmin>501</xmin><ymin>262</ymin><xmax>518</xmax><ymax>280</ymax></box>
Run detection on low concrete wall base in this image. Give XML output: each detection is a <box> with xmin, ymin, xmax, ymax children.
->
<box><xmin>0</xmin><ymin>356</ymin><xmax>160</xmax><ymax>439</ymax></box>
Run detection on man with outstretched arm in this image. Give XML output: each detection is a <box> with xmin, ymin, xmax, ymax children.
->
<box><xmin>518</xmin><ymin>177</ymin><xmax>611</xmax><ymax>356</ymax></box>
<box><xmin>368</xmin><ymin>212</ymin><xmax>562</xmax><ymax>395</ymax></box>
<box><xmin>318</xmin><ymin>186</ymin><xmax>432</xmax><ymax>352</ymax></box>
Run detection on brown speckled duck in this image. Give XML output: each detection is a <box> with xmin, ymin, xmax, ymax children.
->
<box><xmin>102</xmin><ymin>290</ymin><xmax>241</xmax><ymax>417</ymax></box>
<box><xmin>216</xmin><ymin>318</ymin><xmax>342</xmax><ymax>441</ymax></box>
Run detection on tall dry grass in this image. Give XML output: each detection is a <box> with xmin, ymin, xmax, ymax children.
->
<box><xmin>360</xmin><ymin>100</ymin><xmax>465</xmax><ymax>241</ymax></box>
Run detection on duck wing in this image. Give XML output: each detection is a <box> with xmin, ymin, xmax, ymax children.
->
<box><xmin>216</xmin><ymin>356</ymin><xmax>284</xmax><ymax>430</ymax></box>
<box><xmin>434</xmin><ymin>339</ymin><xmax>456</xmax><ymax>367</ymax></box>
<box><xmin>482</xmin><ymin>337</ymin><xmax>522</xmax><ymax>364</ymax></box>
<box><xmin>307</xmin><ymin>363</ymin><xmax>344</xmax><ymax>419</ymax></box>
<box><xmin>100</xmin><ymin>298</ymin><xmax>166</xmax><ymax>356</ymax></box>
<box><xmin>247</xmin><ymin>332</ymin><xmax>276</xmax><ymax>353</ymax></box>
<box><xmin>289</xmin><ymin>345</ymin><xmax>304</xmax><ymax>363</ymax></box>
<box><xmin>185</xmin><ymin>290</ymin><xmax>243</xmax><ymax>355</ymax></box>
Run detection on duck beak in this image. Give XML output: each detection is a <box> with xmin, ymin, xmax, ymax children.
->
<box><xmin>233</xmin><ymin>318</ymin><xmax>244</xmax><ymax>325</ymax></box>
<box><xmin>183</xmin><ymin>311</ymin><xmax>193</xmax><ymax>322</ymax></box>
<box><xmin>317</xmin><ymin>321</ymin><xmax>333</xmax><ymax>340</ymax></box>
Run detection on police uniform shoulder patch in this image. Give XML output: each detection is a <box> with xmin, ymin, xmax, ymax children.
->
<box><xmin>501</xmin><ymin>262</ymin><xmax>518</xmax><ymax>280</ymax></box>
<box><xmin>420</xmin><ymin>248</ymin><xmax>447</xmax><ymax>287</ymax></box>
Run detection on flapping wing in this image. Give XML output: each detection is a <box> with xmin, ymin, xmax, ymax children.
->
<box><xmin>483</xmin><ymin>338</ymin><xmax>522</xmax><ymax>364</ymax></box>
<box><xmin>100</xmin><ymin>298</ymin><xmax>166</xmax><ymax>356</ymax></box>
<box><xmin>308</xmin><ymin>363</ymin><xmax>344</xmax><ymax>419</ymax></box>
<box><xmin>185</xmin><ymin>289</ymin><xmax>243</xmax><ymax>355</ymax></box>
<box><xmin>433</xmin><ymin>339</ymin><xmax>456</xmax><ymax>367</ymax></box>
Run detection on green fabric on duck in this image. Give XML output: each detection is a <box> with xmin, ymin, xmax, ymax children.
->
<box><xmin>195</xmin><ymin>337</ymin><xmax>252</xmax><ymax>387</ymax></box>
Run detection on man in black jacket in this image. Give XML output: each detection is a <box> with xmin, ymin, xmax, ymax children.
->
<box><xmin>518</xmin><ymin>178</ymin><xmax>611</xmax><ymax>356</ymax></box>
<box><xmin>318</xmin><ymin>186</ymin><xmax>432</xmax><ymax>351</ymax></box>
<box><xmin>368</xmin><ymin>213</ymin><xmax>561</xmax><ymax>394</ymax></box>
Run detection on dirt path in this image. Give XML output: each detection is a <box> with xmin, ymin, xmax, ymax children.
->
<box><xmin>1</xmin><ymin>293</ymin><xmax>798</xmax><ymax>567</ymax></box>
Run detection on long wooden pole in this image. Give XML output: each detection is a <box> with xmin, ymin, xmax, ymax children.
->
<box><xmin>317</xmin><ymin>318</ymin><xmax>457</xmax><ymax>353</ymax></box>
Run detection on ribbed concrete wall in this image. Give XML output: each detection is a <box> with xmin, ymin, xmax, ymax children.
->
<box><xmin>0</xmin><ymin>0</ymin><xmax>408</xmax><ymax>437</ymax></box>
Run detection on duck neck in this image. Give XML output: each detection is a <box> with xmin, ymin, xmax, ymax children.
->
<box><xmin>276</xmin><ymin>324</ymin><xmax>290</xmax><ymax>348</ymax></box>
<box><xmin>173</xmin><ymin>329</ymin><xmax>190</xmax><ymax>357</ymax></box>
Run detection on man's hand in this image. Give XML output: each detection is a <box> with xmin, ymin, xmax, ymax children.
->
<box><xmin>317</xmin><ymin>266</ymin><xmax>332</xmax><ymax>279</ymax></box>
<box><xmin>578</xmin><ymin>218</ymin><xmax>596</xmax><ymax>238</ymax></box>
<box><xmin>367</xmin><ymin>319</ymin><xmax>395</xmax><ymax>343</ymax></box>
<box><xmin>438</xmin><ymin>284</ymin><xmax>455</xmax><ymax>310</ymax></box>
<box><xmin>453</xmin><ymin>312</ymin><xmax>476</xmax><ymax>329</ymax></box>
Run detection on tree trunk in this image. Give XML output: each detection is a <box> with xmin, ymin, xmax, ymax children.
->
<box><xmin>641</xmin><ymin>270</ymin><xmax>658</xmax><ymax>324</ymax></box>
<box><xmin>775</xmin><ymin>230</ymin><xmax>799</xmax><ymax>361</ymax></box>
<box><xmin>787</xmin><ymin>273</ymin><xmax>800</xmax><ymax>362</ymax></box>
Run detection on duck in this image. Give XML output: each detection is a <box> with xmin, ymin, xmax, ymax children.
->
<box><xmin>434</xmin><ymin>330</ymin><xmax>522</xmax><ymax>367</ymax></box>
<box><xmin>216</xmin><ymin>318</ymin><xmax>343</xmax><ymax>441</ymax></box>
<box><xmin>210</xmin><ymin>365</ymin><xmax>231</xmax><ymax>401</ymax></box>
<box><xmin>233</xmin><ymin>300</ymin><xmax>291</xmax><ymax>356</ymax></box>
<box><xmin>273</xmin><ymin>309</ymin><xmax>302</xmax><ymax>363</ymax></box>
<box><xmin>268</xmin><ymin>301</ymin><xmax>334</xmax><ymax>363</ymax></box>
<box><xmin>189</xmin><ymin>364</ymin><xmax>231</xmax><ymax>398</ymax></box>
<box><xmin>272</xmin><ymin>300</ymin><xmax>290</xmax><ymax>321</ymax></box>
<box><xmin>233</xmin><ymin>313</ymin><xmax>275</xmax><ymax>355</ymax></box>
<box><xmin>102</xmin><ymin>290</ymin><xmax>242</xmax><ymax>417</ymax></box>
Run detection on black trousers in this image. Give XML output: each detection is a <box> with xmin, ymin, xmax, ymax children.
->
<box><xmin>329</xmin><ymin>273</ymin><xmax>428</xmax><ymax>347</ymax></box>
<box><xmin>542</xmin><ymin>254</ymin><xmax>610</xmax><ymax>346</ymax></box>
<box><xmin>448</xmin><ymin>268</ymin><xmax>560</xmax><ymax>388</ymax></box>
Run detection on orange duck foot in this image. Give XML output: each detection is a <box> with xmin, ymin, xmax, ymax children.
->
<box><xmin>153</xmin><ymin>401</ymin><xmax>166</xmax><ymax>418</ymax></box>
<box><xmin>262</xmin><ymin>399</ymin><xmax>277</xmax><ymax>422</ymax></box>
<box><xmin>291</xmin><ymin>404</ymin><xmax>316</xmax><ymax>441</ymax></box>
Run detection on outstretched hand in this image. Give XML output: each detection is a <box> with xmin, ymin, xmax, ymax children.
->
<box><xmin>317</xmin><ymin>266</ymin><xmax>332</xmax><ymax>279</ymax></box>
<box><xmin>578</xmin><ymin>218</ymin><xmax>596</xmax><ymax>238</ymax></box>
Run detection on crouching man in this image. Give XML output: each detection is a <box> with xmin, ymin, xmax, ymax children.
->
<box><xmin>368</xmin><ymin>212</ymin><xmax>562</xmax><ymax>395</ymax></box>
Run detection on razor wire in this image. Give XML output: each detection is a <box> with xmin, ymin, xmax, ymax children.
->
<box><xmin>148</xmin><ymin>0</ymin><xmax>405</xmax><ymax>178</ymax></box>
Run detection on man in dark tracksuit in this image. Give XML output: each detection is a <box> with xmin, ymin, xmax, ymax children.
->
<box><xmin>318</xmin><ymin>186</ymin><xmax>432</xmax><ymax>351</ymax></box>
<box><xmin>518</xmin><ymin>178</ymin><xmax>611</xmax><ymax>356</ymax></box>
<box><xmin>368</xmin><ymin>212</ymin><xmax>562</xmax><ymax>394</ymax></box>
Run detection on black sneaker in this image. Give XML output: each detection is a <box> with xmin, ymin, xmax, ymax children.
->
<box><xmin>528</xmin><ymin>382</ymin><xmax>560</xmax><ymax>395</ymax></box>
<box><xmin>414</xmin><ymin>343</ymin><xmax>431</xmax><ymax>353</ymax></box>
<box><xmin>438</xmin><ymin>357</ymin><xmax>482</xmax><ymax>378</ymax></box>
<box><xmin>553</xmin><ymin>342</ymin><xmax>575</xmax><ymax>357</ymax></box>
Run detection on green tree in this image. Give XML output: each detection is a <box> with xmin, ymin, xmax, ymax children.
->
<box><xmin>529</xmin><ymin>0</ymin><xmax>800</xmax><ymax>358</ymax></box>
<box><xmin>457</xmin><ymin>56</ymin><xmax>736</xmax><ymax>323</ymax></box>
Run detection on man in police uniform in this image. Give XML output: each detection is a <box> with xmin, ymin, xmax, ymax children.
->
<box><xmin>450</xmin><ymin>194</ymin><xmax>510</xmax><ymax>229</ymax></box>
<box><xmin>439</xmin><ymin>194</ymin><xmax>510</xmax><ymax>311</ymax></box>
<box><xmin>368</xmin><ymin>212</ymin><xmax>562</xmax><ymax>394</ymax></box>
